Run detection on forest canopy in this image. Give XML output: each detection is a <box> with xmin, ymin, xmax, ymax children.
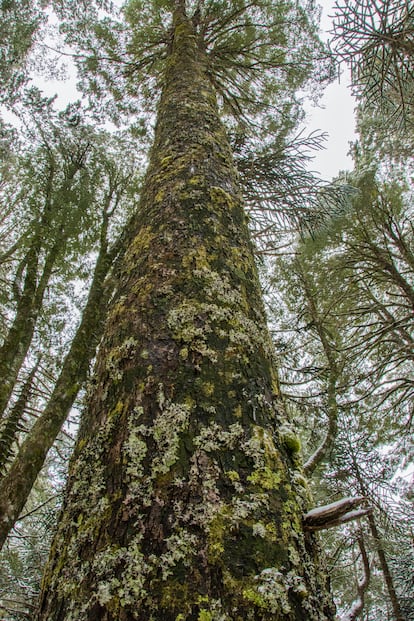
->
<box><xmin>0</xmin><ymin>1</ymin><xmax>413</xmax><ymax>620</ymax></box>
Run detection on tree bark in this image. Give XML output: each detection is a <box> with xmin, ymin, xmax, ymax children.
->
<box><xmin>36</xmin><ymin>11</ymin><xmax>335</xmax><ymax>621</ymax></box>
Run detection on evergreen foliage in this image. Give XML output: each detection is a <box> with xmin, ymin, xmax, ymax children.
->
<box><xmin>0</xmin><ymin>0</ymin><xmax>413</xmax><ymax>619</ymax></box>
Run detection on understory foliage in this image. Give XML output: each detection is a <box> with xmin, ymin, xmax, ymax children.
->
<box><xmin>0</xmin><ymin>0</ymin><xmax>413</xmax><ymax>619</ymax></box>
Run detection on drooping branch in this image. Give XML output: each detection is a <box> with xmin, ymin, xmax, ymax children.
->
<box><xmin>332</xmin><ymin>0</ymin><xmax>414</xmax><ymax>126</ymax></box>
<box><xmin>234</xmin><ymin>131</ymin><xmax>356</xmax><ymax>249</ymax></box>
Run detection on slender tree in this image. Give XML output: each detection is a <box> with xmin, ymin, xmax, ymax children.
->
<box><xmin>0</xmin><ymin>111</ymin><xmax>140</xmax><ymax>548</ymax></box>
<box><xmin>0</xmin><ymin>206</ymin><xmax>128</xmax><ymax>550</ymax></box>
<box><xmin>268</xmin><ymin>169</ymin><xmax>414</xmax><ymax>618</ymax></box>
<box><xmin>37</xmin><ymin>2</ymin><xmax>336</xmax><ymax>619</ymax></box>
<box><xmin>0</xmin><ymin>0</ymin><xmax>45</xmax><ymax>103</ymax></box>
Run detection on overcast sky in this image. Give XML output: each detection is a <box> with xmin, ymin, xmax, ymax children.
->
<box><xmin>304</xmin><ymin>0</ymin><xmax>357</xmax><ymax>180</ymax></box>
<box><xmin>22</xmin><ymin>0</ymin><xmax>357</xmax><ymax>181</ymax></box>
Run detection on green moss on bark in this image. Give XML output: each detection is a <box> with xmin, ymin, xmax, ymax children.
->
<box><xmin>37</xmin><ymin>11</ymin><xmax>335</xmax><ymax>621</ymax></box>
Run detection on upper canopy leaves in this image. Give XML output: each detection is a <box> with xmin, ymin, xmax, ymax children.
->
<box><xmin>61</xmin><ymin>0</ymin><xmax>332</xmax><ymax>128</ymax></box>
<box><xmin>332</xmin><ymin>0</ymin><xmax>414</xmax><ymax>131</ymax></box>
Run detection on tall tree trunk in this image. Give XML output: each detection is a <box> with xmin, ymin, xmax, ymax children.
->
<box><xmin>36</xmin><ymin>12</ymin><xmax>335</xmax><ymax>621</ymax></box>
<box><xmin>0</xmin><ymin>235</ymin><xmax>65</xmax><ymax>419</ymax></box>
<box><xmin>0</xmin><ymin>233</ymin><xmax>116</xmax><ymax>550</ymax></box>
<box><xmin>353</xmin><ymin>460</ymin><xmax>405</xmax><ymax>620</ymax></box>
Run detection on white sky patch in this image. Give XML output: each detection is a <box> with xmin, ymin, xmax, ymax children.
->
<box><xmin>304</xmin><ymin>72</ymin><xmax>357</xmax><ymax>180</ymax></box>
<box><xmin>3</xmin><ymin>0</ymin><xmax>358</xmax><ymax>182</ymax></box>
<box><xmin>303</xmin><ymin>0</ymin><xmax>358</xmax><ymax>180</ymax></box>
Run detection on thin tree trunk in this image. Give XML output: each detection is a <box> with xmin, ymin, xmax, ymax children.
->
<box><xmin>353</xmin><ymin>462</ymin><xmax>405</xmax><ymax>620</ymax></box>
<box><xmin>0</xmin><ymin>235</ymin><xmax>116</xmax><ymax>550</ymax></box>
<box><xmin>341</xmin><ymin>531</ymin><xmax>371</xmax><ymax>621</ymax></box>
<box><xmin>298</xmin><ymin>260</ymin><xmax>340</xmax><ymax>476</ymax></box>
<box><xmin>366</xmin><ymin>512</ymin><xmax>405</xmax><ymax>621</ymax></box>
<box><xmin>0</xmin><ymin>236</ymin><xmax>65</xmax><ymax>418</ymax></box>
<box><xmin>36</xmin><ymin>11</ymin><xmax>335</xmax><ymax>621</ymax></box>
<box><xmin>0</xmin><ymin>246</ymin><xmax>40</xmax><ymax>418</ymax></box>
<box><xmin>0</xmin><ymin>153</ymin><xmax>87</xmax><ymax>419</ymax></box>
<box><xmin>0</xmin><ymin>362</ymin><xmax>38</xmax><ymax>474</ymax></box>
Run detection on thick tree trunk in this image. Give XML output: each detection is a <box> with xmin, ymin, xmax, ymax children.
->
<box><xmin>36</xmin><ymin>12</ymin><xmax>335</xmax><ymax>621</ymax></box>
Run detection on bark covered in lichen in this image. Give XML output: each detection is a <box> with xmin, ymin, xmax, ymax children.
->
<box><xmin>36</xmin><ymin>10</ymin><xmax>335</xmax><ymax>621</ymax></box>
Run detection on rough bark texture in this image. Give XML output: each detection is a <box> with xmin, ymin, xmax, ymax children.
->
<box><xmin>37</xmin><ymin>12</ymin><xmax>335</xmax><ymax>621</ymax></box>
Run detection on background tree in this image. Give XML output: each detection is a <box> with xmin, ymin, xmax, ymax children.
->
<box><xmin>0</xmin><ymin>90</ymin><xmax>143</xmax><ymax>550</ymax></box>
<box><xmin>332</xmin><ymin>0</ymin><xmax>414</xmax><ymax>127</ymax></box>
<box><xmin>0</xmin><ymin>0</ymin><xmax>46</xmax><ymax>104</ymax></box>
<box><xmin>331</xmin><ymin>0</ymin><xmax>414</xmax><ymax>160</ymax></box>
<box><xmin>269</xmin><ymin>169</ymin><xmax>414</xmax><ymax>618</ymax></box>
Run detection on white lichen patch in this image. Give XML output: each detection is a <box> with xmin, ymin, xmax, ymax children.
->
<box><xmin>106</xmin><ymin>337</ymin><xmax>139</xmax><ymax>381</ymax></box>
<box><xmin>123</xmin><ymin>394</ymin><xmax>192</xmax><ymax>501</ymax></box>
<box><xmin>124</xmin><ymin>427</ymin><xmax>148</xmax><ymax>482</ymax></box>
<box><xmin>229</xmin><ymin>495</ymin><xmax>269</xmax><ymax>525</ymax></box>
<box><xmin>151</xmin><ymin>401</ymin><xmax>191</xmax><ymax>475</ymax></box>
<box><xmin>255</xmin><ymin>568</ymin><xmax>291</xmax><ymax>615</ymax></box>
<box><xmin>192</xmin><ymin>268</ymin><xmax>243</xmax><ymax>308</ymax></box>
<box><xmin>243</xmin><ymin>426</ymin><xmax>278</xmax><ymax>468</ymax></box>
<box><xmin>167</xmin><ymin>302</ymin><xmax>208</xmax><ymax>343</ymax></box>
<box><xmin>156</xmin><ymin>529</ymin><xmax>198</xmax><ymax>580</ymax></box>
<box><xmin>252</xmin><ymin>522</ymin><xmax>267</xmax><ymax>538</ymax></box>
<box><xmin>167</xmin><ymin>267</ymin><xmax>276</xmax><ymax>366</ymax></box>
<box><xmin>185</xmin><ymin>450</ymin><xmax>223</xmax><ymax>527</ymax></box>
<box><xmin>193</xmin><ymin>422</ymin><xmax>244</xmax><ymax>452</ymax></box>
<box><xmin>69</xmin><ymin>423</ymin><xmax>112</xmax><ymax>502</ymax></box>
<box><xmin>93</xmin><ymin>535</ymin><xmax>149</xmax><ymax>607</ymax></box>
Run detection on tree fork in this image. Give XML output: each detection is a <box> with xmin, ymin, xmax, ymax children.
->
<box><xmin>37</xmin><ymin>9</ymin><xmax>335</xmax><ymax>621</ymax></box>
